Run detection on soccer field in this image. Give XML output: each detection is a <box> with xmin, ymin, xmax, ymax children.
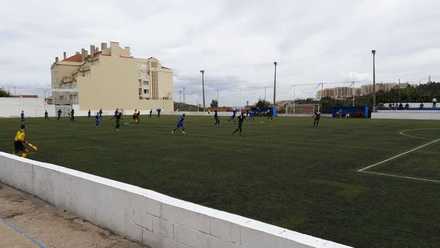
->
<box><xmin>0</xmin><ymin>115</ymin><xmax>439</xmax><ymax>248</ymax></box>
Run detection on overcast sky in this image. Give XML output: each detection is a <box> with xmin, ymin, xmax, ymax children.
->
<box><xmin>1</xmin><ymin>0</ymin><xmax>439</xmax><ymax>106</ymax></box>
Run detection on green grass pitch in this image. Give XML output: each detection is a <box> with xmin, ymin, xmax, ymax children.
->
<box><xmin>0</xmin><ymin>115</ymin><xmax>439</xmax><ymax>248</ymax></box>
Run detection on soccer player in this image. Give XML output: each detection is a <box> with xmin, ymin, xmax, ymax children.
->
<box><xmin>232</xmin><ymin>113</ymin><xmax>245</xmax><ymax>136</ymax></box>
<box><xmin>57</xmin><ymin>109</ymin><xmax>62</xmax><ymax>120</ymax></box>
<box><xmin>149</xmin><ymin>109</ymin><xmax>153</xmax><ymax>118</ymax></box>
<box><xmin>44</xmin><ymin>110</ymin><xmax>48</xmax><ymax>120</ymax></box>
<box><xmin>20</xmin><ymin>110</ymin><xmax>25</xmax><ymax>122</ymax></box>
<box><xmin>99</xmin><ymin>109</ymin><xmax>103</xmax><ymax>117</ymax></box>
<box><xmin>229</xmin><ymin>109</ymin><xmax>237</xmax><ymax>121</ymax></box>
<box><xmin>70</xmin><ymin>109</ymin><xmax>75</xmax><ymax>121</ymax></box>
<box><xmin>13</xmin><ymin>124</ymin><xmax>36</xmax><ymax>157</ymax></box>
<box><xmin>133</xmin><ymin>109</ymin><xmax>137</xmax><ymax>121</ymax></box>
<box><xmin>313</xmin><ymin>111</ymin><xmax>321</xmax><ymax>128</ymax></box>
<box><xmin>88</xmin><ymin>110</ymin><xmax>91</xmax><ymax>118</ymax></box>
<box><xmin>172</xmin><ymin>114</ymin><xmax>186</xmax><ymax>134</ymax></box>
<box><xmin>113</xmin><ymin>108</ymin><xmax>119</xmax><ymax>119</ymax></box>
<box><xmin>214</xmin><ymin>110</ymin><xmax>220</xmax><ymax>127</ymax></box>
<box><xmin>157</xmin><ymin>108</ymin><xmax>161</xmax><ymax>118</ymax></box>
<box><xmin>95</xmin><ymin>112</ymin><xmax>101</xmax><ymax>127</ymax></box>
<box><xmin>115</xmin><ymin>111</ymin><xmax>122</xmax><ymax>130</ymax></box>
<box><xmin>137</xmin><ymin>110</ymin><xmax>141</xmax><ymax>123</ymax></box>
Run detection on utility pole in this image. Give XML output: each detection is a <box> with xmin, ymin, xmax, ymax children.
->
<box><xmin>352</xmin><ymin>81</ymin><xmax>355</xmax><ymax>107</ymax></box>
<box><xmin>319</xmin><ymin>82</ymin><xmax>324</xmax><ymax>112</ymax></box>
<box><xmin>200</xmin><ymin>70</ymin><xmax>206</xmax><ymax>111</ymax></box>
<box><xmin>264</xmin><ymin>87</ymin><xmax>268</xmax><ymax>101</ymax></box>
<box><xmin>372</xmin><ymin>49</ymin><xmax>377</xmax><ymax>112</ymax></box>
<box><xmin>182</xmin><ymin>87</ymin><xmax>186</xmax><ymax>103</ymax></box>
<box><xmin>273</xmin><ymin>61</ymin><xmax>277</xmax><ymax>106</ymax></box>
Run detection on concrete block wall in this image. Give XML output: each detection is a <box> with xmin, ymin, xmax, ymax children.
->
<box><xmin>0</xmin><ymin>97</ymin><xmax>54</xmax><ymax>117</ymax></box>
<box><xmin>0</xmin><ymin>152</ymin><xmax>351</xmax><ymax>248</ymax></box>
<box><xmin>373</xmin><ymin>111</ymin><xmax>440</xmax><ymax>120</ymax></box>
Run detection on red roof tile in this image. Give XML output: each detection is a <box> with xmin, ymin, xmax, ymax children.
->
<box><xmin>63</xmin><ymin>54</ymin><xmax>83</xmax><ymax>62</ymax></box>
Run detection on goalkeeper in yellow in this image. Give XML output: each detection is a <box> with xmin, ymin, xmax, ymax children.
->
<box><xmin>14</xmin><ymin>124</ymin><xmax>37</xmax><ymax>158</ymax></box>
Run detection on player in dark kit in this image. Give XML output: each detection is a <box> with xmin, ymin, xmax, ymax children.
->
<box><xmin>44</xmin><ymin>110</ymin><xmax>48</xmax><ymax>119</ymax></box>
<box><xmin>214</xmin><ymin>110</ymin><xmax>220</xmax><ymax>127</ymax></box>
<box><xmin>20</xmin><ymin>110</ymin><xmax>25</xmax><ymax>122</ymax></box>
<box><xmin>172</xmin><ymin>114</ymin><xmax>186</xmax><ymax>134</ymax></box>
<box><xmin>88</xmin><ymin>110</ymin><xmax>91</xmax><ymax>118</ymax></box>
<box><xmin>115</xmin><ymin>111</ymin><xmax>122</xmax><ymax>130</ymax></box>
<box><xmin>95</xmin><ymin>112</ymin><xmax>101</xmax><ymax>127</ymax></box>
<box><xmin>70</xmin><ymin>109</ymin><xmax>75</xmax><ymax>121</ymax></box>
<box><xmin>313</xmin><ymin>111</ymin><xmax>321</xmax><ymax>128</ymax></box>
<box><xmin>232</xmin><ymin>113</ymin><xmax>245</xmax><ymax>136</ymax></box>
<box><xmin>57</xmin><ymin>109</ymin><xmax>62</xmax><ymax>120</ymax></box>
<box><xmin>229</xmin><ymin>109</ymin><xmax>237</xmax><ymax>121</ymax></box>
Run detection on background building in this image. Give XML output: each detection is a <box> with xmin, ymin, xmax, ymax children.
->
<box><xmin>317</xmin><ymin>83</ymin><xmax>405</xmax><ymax>100</ymax></box>
<box><xmin>51</xmin><ymin>41</ymin><xmax>173</xmax><ymax>113</ymax></box>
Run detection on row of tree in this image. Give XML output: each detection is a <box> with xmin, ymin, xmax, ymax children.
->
<box><xmin>319</xmin><ymin>82</ymin><xmax>440</xmax><ymax>113</ymax></box>
<box><xmin>0</xmin><ymin>88</ymin><xmax>10</xmax><ymax>97</ymax></box>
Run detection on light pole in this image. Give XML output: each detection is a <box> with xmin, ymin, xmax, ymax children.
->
<box><xmin>200</xmin><ymin>70</ymin><xmax>206</xmax><ymax>111</ymax></box>
<box><xmin>372</xmin><ymin>49</ymin><xmax>376</xmax><ymax>112</ymax></box>
<box><xmin>273</xmin><ymin>61</ymin><xmax>277</xmax><ymax>107</ymax></box>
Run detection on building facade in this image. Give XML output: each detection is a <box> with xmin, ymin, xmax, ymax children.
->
<box><xmin>51</xmin><ymin>41</ymin><xmax>173</xmax><ymax>113</ymax></box>
<box><xmin>318</xmin><ymin>83</ymin><xmax>402</xmax><ymax>100</ymax></box>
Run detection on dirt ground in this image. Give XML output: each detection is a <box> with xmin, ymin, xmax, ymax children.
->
<box><xmin>0</xmin><ymin>183</ymin><xmax>148</xmax><ymax>248</ymax></box>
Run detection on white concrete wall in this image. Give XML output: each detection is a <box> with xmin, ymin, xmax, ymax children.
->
<box><xmin>0</xmin><ymin>152</ymin><xmax>351</xmax><ymax>248</ymax></box>
<box><xmin>373</xmin><ymin>110</ymin><xmax>440</xmax><ymax>120</ymax></box>
<box><xmin>0</xmin><ymin>97</ymin><xmax>54</xmax><ymax>117</ymax></box>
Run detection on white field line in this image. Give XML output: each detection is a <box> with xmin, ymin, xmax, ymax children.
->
<box><xmin>357</xmin><ymin>138</ymin><xmax>440</xmax><ymax>172</ymax></box>
<box><xmin>399</xmin><ymin>128</ymin><xmax>440</xmax><ymax>140</ymax></box>
<box><xmin>357</xmin><ymin>128</ymin><xmax>440</xmax><ymax>183</ymax></box>
<box><xmin>359</xmin><ymin>171</ymin><xmax>440</xmax><ymax>184</ymax></box>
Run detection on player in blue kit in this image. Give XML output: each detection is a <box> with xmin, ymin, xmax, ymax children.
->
<box><xmin>172</xmin><ymin>114</ymin><xmax>186</xmax><ymax>134</ymax></box>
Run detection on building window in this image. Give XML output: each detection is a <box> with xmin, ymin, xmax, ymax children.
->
<box><xmin>144</xmin><ymin>89</ymin><xmax>149</xmax><ymax>94</ymax></box>
<box><xmin>143</xmin><ymin>81</ymin><xmax>149</xmax><ymax>85</ymax></box>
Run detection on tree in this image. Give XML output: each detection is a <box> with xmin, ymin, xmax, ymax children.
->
<box><xmin>255</xmin><ymin>99</ymin><xmax>271</xmax><ymax>110</ymax></box>
<box><xmin>210</xmin><ymin>99</ymin><xmax>218</xmax><ymax>108</ymax></box>
<box><xmin>0</xmin><ymin>88</ymin><xmax>10</xmax><ymax>97</ymax></box>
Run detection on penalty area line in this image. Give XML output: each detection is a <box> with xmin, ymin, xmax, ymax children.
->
<box><xmin>357</xmin><ymin>138</ymin><xmax>440</xmax><ymax>173</ymax></box>
<box><xmin>359</xmin><ymin>171</ymin><xmax>440</xmax><ymax>184</ymax></box>
<box><xmin>357</xmin><ymin>136</ymin><xmax>440</xmax><ymax>184</ymax></box>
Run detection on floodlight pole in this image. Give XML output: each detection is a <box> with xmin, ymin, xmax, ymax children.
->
<box><xmin>273</xmin><ymin>61</ymin><xmax>277</xmax><ymax>107</ymax></box>
<box><xmin>372</xmin><ymin>49</ymin><xmax>376</xmax><ymax>112</ymax></box>
<box><xmin>200</xmin><ymin>70</ymin><xmax>206</xmax><ymax>111</ymax></box>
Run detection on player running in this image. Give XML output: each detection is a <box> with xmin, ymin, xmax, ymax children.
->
<box><xmin>214</xmin><ymin>110</ymin><xmax>220</xmax><ymax>127</ymax></box>
<box><xmin>95</xmin><ymin>112</ymin><xmax>101</xmax><ymax>127</ymax></box>
<box><xmin>229</xmin><ymin>109</ymin><xmax>237</xmax><ymax>121</ymax></box>
<box><xmin>313</xmin><ymin>111</ymin><xmax>321</xmax><ymax>128</ymax></box>
<box><xmin>172</xmin><ymin>114</ymin><xmax>186</xmax><ymax>135</ymax></box>
<box><xmin>232</xmin><ymin>113</ymin><xmax>245</xmax><ymax>136</ymax></box>
<box><xmin>70</xmin><ymin>109</ymin><xmax>75</xmax><ymax>121</ymax></box>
